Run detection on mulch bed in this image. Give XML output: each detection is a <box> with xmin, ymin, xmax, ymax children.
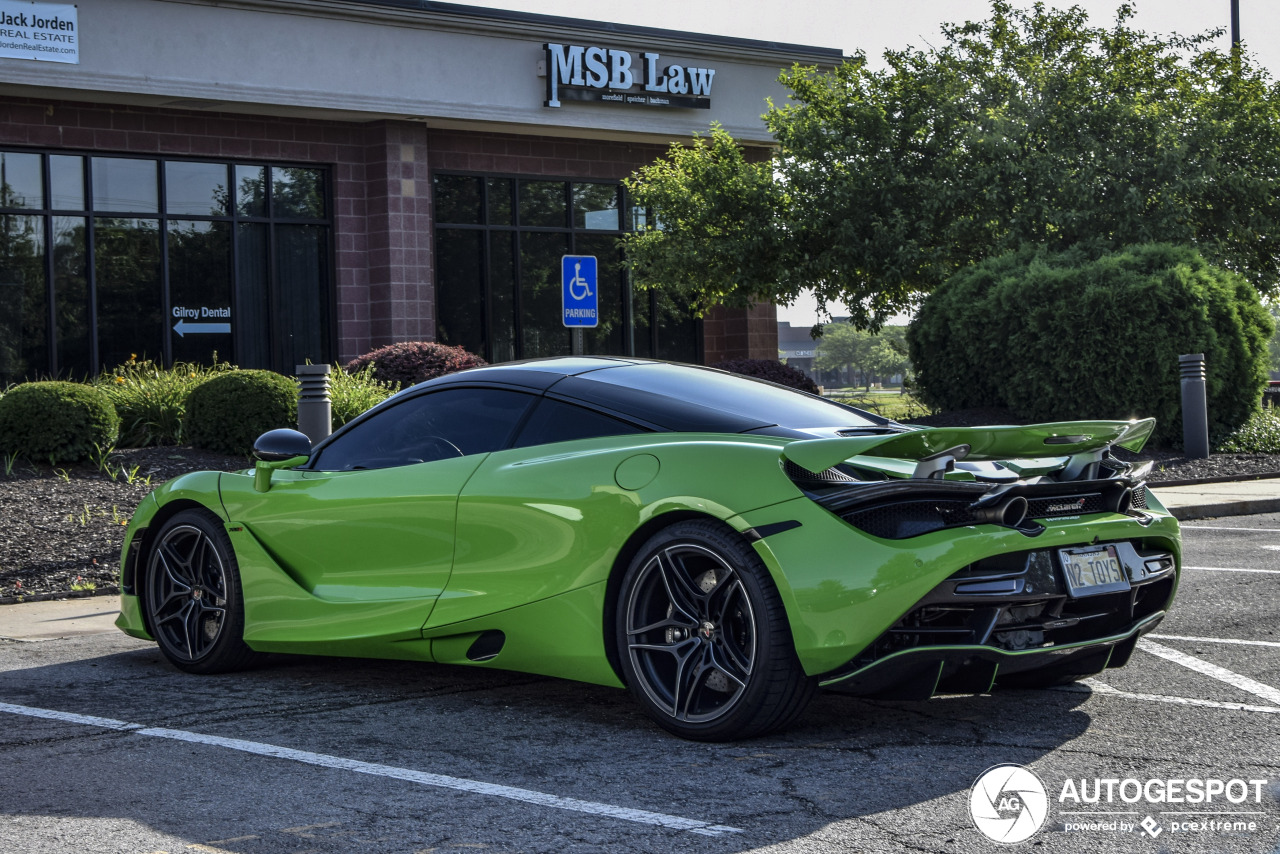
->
<box><xmin>1</xmin><ymin>428</ymin><xmax>1276</xmax><ymax>604</ymax></box>
<box><xmin>0</xmin><ymin>447</ymin><xmax>246</xmax><ymax>604</ymax></box>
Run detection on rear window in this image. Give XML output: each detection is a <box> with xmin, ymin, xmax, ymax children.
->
<box><xmin>513</xmin><ymin>398</ymin><xmax>646</xmax><ymax>449</ymax></box>
<box><xmin>582</xmin><ymin>364</ymin><xmax>879</xmax><ymax>430</ymax></box>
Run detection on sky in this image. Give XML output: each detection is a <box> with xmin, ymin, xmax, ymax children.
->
<box><xmin>458</xmin><ymin>1</ymin><xmax>1280</xmax><ymax>327</ymax></box>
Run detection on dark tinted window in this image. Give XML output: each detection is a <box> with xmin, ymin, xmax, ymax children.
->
<box><xmin>582</xmin><ymin>364</ymin><xmax>879</xmax><ymax>430</ymax></box>
<box><xmin>513</xmin><ymin>398</ymin><xmax>645</xmax><ymax>449</ymax></box>
<box><xmin>434</xmin><ymin>174</ymin><xmax>482</xmax><ymax>224</ymax></box>
<box><xmin>313</xmin><ymin>387</ymin><xmax>534</xmax><ymax>471</ymax></box>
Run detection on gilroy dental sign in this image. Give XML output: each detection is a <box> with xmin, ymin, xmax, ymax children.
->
<box><xmin>543</xmin><ymin>43</ymin><xmax>715</xmax><ymax>109</ymax></box>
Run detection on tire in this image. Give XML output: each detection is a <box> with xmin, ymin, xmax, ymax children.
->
<box><xmin>616</xmin><ymin>519</ymin><xmax>815</xmax><ymax>741</ymax></box>
<box><xmin>143</xmin><ymin>509</ymin><xmax>262</xmax><ymax>674</ymax></box>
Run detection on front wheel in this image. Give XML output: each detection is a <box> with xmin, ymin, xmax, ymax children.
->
<box><xmin>144</xmin><ymin>509</ymin><xmax>262</xmax><ymax>674</ymax></box>
<box><xmin>616</xmin><ymin>520</ymin><xmax>815</xmax><ymax>741</ymax></box>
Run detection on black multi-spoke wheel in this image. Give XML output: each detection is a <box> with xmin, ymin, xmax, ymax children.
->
<box><xmin>144</xmin><ymin>509</ymin><xmax>260</xmax><ymax>674</ymax></box>
<box><xmin>617</xmin><ymin>520</ymin><xmax>815</xmax><ymax>741</ymax></box>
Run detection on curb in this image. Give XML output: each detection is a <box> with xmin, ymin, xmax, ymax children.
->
<box><xmin>0</xmin><ymin>587</ymin><xmax>120</xmax><ymax>607</ymax></box>
<box><xmin>1153</xmin><ymin>470</ymin><xmax>1280</xmax><ymax>488</ymax></box>
<box><xmin>1169</xmin><ymin>498</ymin><xmax>1280</xmax><ymax>522</ymax></box>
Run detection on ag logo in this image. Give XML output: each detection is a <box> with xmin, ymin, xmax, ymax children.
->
<box><xmin>969</xmin><ymin>764</ymin><xmax>1049</xmax><ymax>843</ymax></box>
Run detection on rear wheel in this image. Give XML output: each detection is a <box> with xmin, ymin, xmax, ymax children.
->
<box><xmin>616</xmin><ymin>520</ymin><xmax>815</xmax><ymax>741</ymax></box>
<box><xmin>144</xmin><ymin>509</ymin><xmax>262</xmax><ymax>674</ymax></box>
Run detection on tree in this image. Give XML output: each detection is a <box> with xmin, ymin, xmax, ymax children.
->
<box><xmin>814</xmin><ymin>323</ymin><xmax>911</xmax><ymax>389</ymax></box>
<box><xmin>625</xmin><ymin>2</ymin><xmax>1280</xmax><ymax>328</ymax></box>
<box><xmin>1266</xmin><ymin>301</ymin><xmax>1280</xmax><ymax>374</ymax></box>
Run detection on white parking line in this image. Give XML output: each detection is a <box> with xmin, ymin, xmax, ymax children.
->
<box><xmin>1183</xmin><ymin>565</ymin><xmax>1280</xmax><ymax>575</ymax></box>
<box><xmin>1137</xmin><ymin>640</ymin><xmax>1280</xmax><ymax>706</ymax></box>
<box><xmin>0</xmin><ymin>702</ymin><xmax>143</xmax><ymax>731</ymax></box>
<box><xmin>1060</xmin><ymin>680</ymin><xmax>1280</xmax><ymax>715</ymax></box>
<box><xmin>1148</xmin><ymin>634</ymin><xmax>1280</xmax><ymax>649</ymax></box>
<box><xmin>0</xmin><ymin>702</ymin><xmax>742</xmax><ymax>838</ymax></box>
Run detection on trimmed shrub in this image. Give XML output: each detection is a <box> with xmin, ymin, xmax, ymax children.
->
<box><xmin>345</xmin><ymin>341</ymin><xmax>486</xmax><ymax>387</ymax></box>
<box><xmin>0</xmin><ymin>381</ymin><xmax>120</xmax><ymax>464</ymax></box>
<box><xmin>1218</xmin><ymin>408</ymin><xmax>1280</xmax><ymax>453</ymax></box>
<box><xmin>909</xmin><ymin>244</ymin><xmax>1274</xmax><ymax>447</ymax></box>
<box><xmin>96</xmin><ymin>356</ymin><xmax>235</xmax><ymax>447</ymax></box>
<box><xmin>711</xmin><ymin>359</ymin><xmax>821</xmax><ymax>395</ymax></box>
<box><xmin>184</xmin><ymin>370</ymin><xmax>297</xmax><ymax>456</ymax></box>
<box><xmin>329</xmin><ymin>362</ymin><xmax>399</xmax><ymax>427</ymax></box>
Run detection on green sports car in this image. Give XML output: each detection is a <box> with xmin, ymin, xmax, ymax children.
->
<box><xmin>116</xmin><ymin>357</ymin><xmax>1180</xmax><ymax>740</ymax></box>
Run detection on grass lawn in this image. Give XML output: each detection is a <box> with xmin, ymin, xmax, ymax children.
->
<box><xmin>826</xmin><ymin>389</ymin><xmax>934</xmax><ymax>422</ymax></box>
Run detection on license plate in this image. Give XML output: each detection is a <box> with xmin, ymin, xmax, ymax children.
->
<box><xmin>1059</xmin><ymin>545</ymin><xmax>1131</xmax><ymax>597</ymax></box>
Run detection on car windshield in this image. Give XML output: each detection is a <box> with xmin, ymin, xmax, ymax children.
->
<box><xmin>584</xmin><ymin>363</ymin><xmax>881</xmax><ymax>430</ymax></box>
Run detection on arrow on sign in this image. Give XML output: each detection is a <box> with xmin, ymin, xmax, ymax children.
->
<box><xmin>174</xmin><ymin>320</ymin><xmax>231</xmax><ymax>337</ymax></box>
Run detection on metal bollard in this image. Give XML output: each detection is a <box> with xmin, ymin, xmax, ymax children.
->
<box><xmin>296</xmin><ymin>364</ymin><xmax>332</xmax><ymax>443</ymax></box>
<box><xmin>1179</xmin><ymin>354</ymin><xmax>1209</xmax><ymax>459</ymax></box>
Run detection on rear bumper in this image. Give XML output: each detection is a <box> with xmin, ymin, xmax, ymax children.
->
<box><xmin>821</xmin><ymin>610</ymin><xmax>1165</xmax><ymax>697</ymax></box>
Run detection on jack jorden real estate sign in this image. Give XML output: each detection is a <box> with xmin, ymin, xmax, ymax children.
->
<box><xmin>543</xmin><ymin>43</ymin><xmax>715</xmax><ymax>109</ymax></box>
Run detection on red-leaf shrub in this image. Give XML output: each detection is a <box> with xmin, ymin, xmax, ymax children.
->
<box><xmin>345</xmin><ymin>341</ymin><xmax>487</xmax><ymax>387</ymax></box>
<box><xmin>711</xmin><ymin>359</ymin><xmax>821</xmax><ymax>395</ymax></box>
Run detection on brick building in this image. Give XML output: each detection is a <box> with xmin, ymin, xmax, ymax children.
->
<box><xmin>0</xmin><ymin>0</ymin><xmax>839</xmax><ymax>382</ymax></box>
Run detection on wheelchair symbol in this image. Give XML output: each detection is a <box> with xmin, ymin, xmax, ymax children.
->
<box><xmin>568</xmin><ymin>262</ymin><xmax>593</xmax><ymax>300</ymax></box>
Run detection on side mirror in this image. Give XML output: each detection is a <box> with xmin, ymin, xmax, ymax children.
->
<box><xmin>252</xmin><ymin>429</ymin><xmax>312</xmax><ymax>492</ymax></box>
<box><xmin>253</xmin><ymin>428</ymin><xmax>312</xmax><ymax>462</ymax></box>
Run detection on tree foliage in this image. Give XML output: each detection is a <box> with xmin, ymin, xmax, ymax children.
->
<box><xmin>814</xmin><ymin>324</ymin><xmax>911</xmax><ymax>388</ymax></box>
<box><xmin>625</xmin><ymin>2</ymin><xmax>1280</xmax><ymax>327</ymax></box>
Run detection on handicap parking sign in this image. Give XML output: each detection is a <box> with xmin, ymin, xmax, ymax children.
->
<box><xmin>562</xmin><ymin>255</ymin><xmax>598</xmax><ymax>328</ymax></box>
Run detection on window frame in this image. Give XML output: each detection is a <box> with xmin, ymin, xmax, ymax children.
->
<box><xmin>307</xmin><ymin>384</ymin><xmax>541</xmax><ymax>472</ymax></box>
<box><xmin>0</xmin><ymin>146</ymin><xmax>336</xmax><ymax>378</ymax></box>
<box><xmin>431</xmin><ymin>169</ymin><xmax>702</xmax><ymax>364</ymax></box>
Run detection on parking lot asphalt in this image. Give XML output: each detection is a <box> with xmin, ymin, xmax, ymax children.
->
<box><xmin>0</xmin><ymin>500</ymin><xmax>1277</xmax><ymax>854</ymax></box>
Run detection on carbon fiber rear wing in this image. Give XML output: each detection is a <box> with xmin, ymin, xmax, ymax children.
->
<box><xmin>781</xmin><ymin>419</ymin><xmax>1156</xmax><ymax>476</ymax></box>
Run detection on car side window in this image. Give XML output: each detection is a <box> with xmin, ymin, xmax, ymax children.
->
<box><xmin>312</xmin><ymin>387</ymin><xmax>535</xmax><ymax>471</ymax></box>
<box><xmin>511</xmin><ymin>397</ymin><xmax>646</xmax><ymax>450</ymax></box>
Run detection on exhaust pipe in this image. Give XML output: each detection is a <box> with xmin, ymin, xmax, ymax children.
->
<box><xmin>1110</xmin><ymin>487</ymin><xmax>1133</xmax><ymax>515</ymax></box>
<box><xmin>972</xmin><ymin>496</ymin><xmax>1029</xmax><ymax>528</ymax></box>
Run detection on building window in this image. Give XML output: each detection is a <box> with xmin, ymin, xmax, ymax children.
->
<box><xmin>0</xmin><ymin>150</ymin><xmax>332</xmax><ymax>384</ymax></box>
<box><xmin>432</xmin><ymin>172</ymin><xmax>698</xmax><ymax>364</ymax></box>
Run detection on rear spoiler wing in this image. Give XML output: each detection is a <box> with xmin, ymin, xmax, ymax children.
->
<box><xmin>782</xmin><ymin>419</ymin><xmax>1155</xmax><ymax>475</ymax></box>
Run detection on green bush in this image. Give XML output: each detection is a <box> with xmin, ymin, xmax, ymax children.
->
<box><xmin>96</xmin><ymin>356</ymin><xmax>235</xmax><ymax>447</ymax></box>
<box><xmin>184</xmin><ymin>370</ymin><xmax>297</xmax><ymax>456</ymax></box>
<box><xmin>329</xmin><ymin>362</ymin><xmax>398</xmax><ymax>427</ymax></box>
<box><xmin>909</xmin><ymin>244</ymin><xmax>1274</xmax><ymax>447</ymax></box>
<box><xmin>0</xmin><ymin>381</ymin><xmax>120</xmax><ymax>464</ymax></box>
<box><xmin>1218</xmin><ymin>408</ymin><xmax>1280</xmax><ymax>453</ymax></box>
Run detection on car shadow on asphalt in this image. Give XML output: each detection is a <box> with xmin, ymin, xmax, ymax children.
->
<box><xmin>0</xmin><ymin>640</ymin><xmax>1094</xmax><ymax>852</ymax></box>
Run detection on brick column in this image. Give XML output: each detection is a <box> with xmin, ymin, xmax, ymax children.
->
<box><xmin>361</xmin><ymin>121</ymin><xmax>433</xmax><ymax>354</ymax></box>
<box><xmin>702</xmin><ymin>303</ymin><xmax>779</xmax><ymax>364</ymax></box>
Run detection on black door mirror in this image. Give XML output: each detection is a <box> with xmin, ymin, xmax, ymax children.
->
<box><xmin>253</xmin><ymin>428</ymin><xmax>313</xmax><ymax>463</ymax></box>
